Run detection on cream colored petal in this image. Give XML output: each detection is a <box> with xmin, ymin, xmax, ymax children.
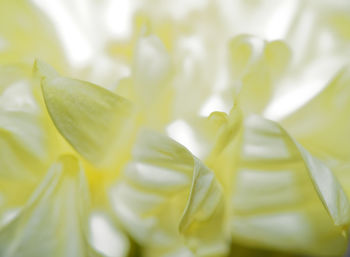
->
<box><xmin>231</xmin><ymin>116</ymin><xmax>350</xmax><ymax>256</ymax></box>
<box><xmin>110</xmin><ymin>130</ymin><xmax>228</xmax><ymax>257</ymax></box>
<box><xmin>88</xmin><ymin>211</ymin><xmax>130</xmax><ymax>257</ymax></box>
<box><xmin>0</xmin><ymin>65</ymin><xmax>56</xmax><ymax>182</ymax></box>
<box><xmin>281</xmin><ymin>66</ymin><xmax>350</xmax><ymax>162</ymax></box>
<box><xmin>0</xmin><ymin>155</ymin><xmax>97</xmax><ymax>257</ymax></box>
<box><xmin>0</xmin><ymin>0</ymin><xmax>66</xmax><ymax>68</ymax></box>
<box><xmin>0</xmin><ymin>155</ymin><xmax>129</xmax><ymax>257</ymax></box>
<box><xmin>229</xmin><ymin>35</ymin><xmax>291</xmax><ymax>114</ymax></box>
<box><xmin>41</xmin><ymin>73</ymin><xmax>133</xmax><ymax>165</ymax></box>
<box><xmin>33</xmin><ymin>59</ymin><xmax>60</xmax><ymax>80</ymax></box>
<box><xmin>115</xmin><ymin>35</ymin><xmax>174</xmax><ymax>129</ymax></box>
<box><xmin>133</xmin><ymin>35</ymin><xmax>172</xmax><ymax>102</ymax></box>
<box><xmin>0</xmin><ymin>64</ymin><xmax>70</xmax><ymax>228</ymax></box>
<box><xmin>174</xmin><ymin>106</ymin><xmax>243</xmax><ymax>195</ymax></box>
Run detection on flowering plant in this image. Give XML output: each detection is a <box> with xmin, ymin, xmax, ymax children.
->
<box><xmin>0</xmin><ymin>0</ymin><xmax>350</xmax><ymax>257</ymax></box>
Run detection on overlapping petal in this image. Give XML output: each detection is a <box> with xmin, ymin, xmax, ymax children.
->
<box><xmin>228</xmin><ymin>35</ymin><xmax>291</xmax><ymax>114</ymax></box>
<box><xmin>0</xmin><ymin>155</ymin><xmax>129</xmax><ymax>257</ymax></box>
<box><xmin>281</xmin><ymin>66</ymin><xmax>350</xmax><ymax>161</ymax></box>
<box><xmin>231</xmin><ymin>116</ymin><xmax>350</xmax><ymax>256</ymax></box>
<box><xmin>0</xmin><ymin>0</ymin><xmax>350</xmax><ymax>256</ymax></box>
<box><xmin>110</xmin><ymin>130</ymin><xmax>228</xmax><ymax>256</ymax></box>
<box><xmin>0</xmin><ymin>64</ymin><xmax>63</xmax><ymax>223</ymax></box>
<box><xmin>39</xmin><ymin>65</ymin><xmax>134</xmax><ymax>166</ymax></box>
<box><xmin>116</xmin><ymin>35</ymin><xmax>174</xmax><ymax>129</ymax></box>
<box><xmin>0</xmin><ymin>0</ymin><xmax>66</xmax><ymax>68</ymax></box>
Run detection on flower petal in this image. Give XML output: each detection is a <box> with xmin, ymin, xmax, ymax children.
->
<box><xmin>231</xmin><ymin>116</ymin><xmax>350</xmax><ymax>256</ymax></box>
<box><xmin>0</xmin><ymin>155</ymin><xmax>95</xmax><ymax>256</ymax></box>
<box><xmin>281</xmin><ymin>66</ymin><xmax>350</xmax><ymax>161</ymax></box>
<box><xmin>0</xmin><ymin>0</ymin><xmax>66</xmax><ymax>68</ymax></box>
<box><xmin>110</xmin><ymin>130</ymin><xmax>228</xmax><ymax>256</ymax></box>
<box><xmin>41</xmin><ymin>73</ymin><xmax>133</xmax><ymax>165</ymax></box>
<box><xmin>229</xmin><ymin>35</ymin><xmax>291</xmax><ymax>114</ymax></box>
<box><xmin>0</xmin><ymin>155</ymin><xmax>129</xmax><ymax>257</ymax></box>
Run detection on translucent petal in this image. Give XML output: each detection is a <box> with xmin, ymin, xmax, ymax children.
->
<box><xmin>0</xmin><ymin>0</ymin><xmax>66</xmax><ymax>68</ymax></box>
<box><xmin>0</xmin><ymin>155</ymin><xmax>97</xmax><ymax>256</ymax></box>
<box><xmin>228</xmin><ymin>35</ymin><xmax>291</xmax><ymax>114</ymax></box>
<box><xmin>281</xmin><ymin>66</ymin><xmax>350</xmax><ymax>161</ymax></box>
<box><xmin>41</xmin><ymin>73</ymin><xmax>133</xmax><ymax>165</ymax></box>
<box><xmin>110</xmin><ymin>130</ymin><xmax>228</xmax><ymax>257</ymax></box>
<box><xmin>133</xmin><ymin>35</ymin><xmax>172</xmax><ymax>103</ymax></box>
<box><xmin>0</xmin><ymin>155</ymin><xmax>129</xmax><ymax>257</ymax></box>
<box><xmin>204</xmin><ymin>107</ymin><xmax>243</xmax><ymax>194</ymax></box>
<box><xmin>88</xmin><ymin>211</ymin><xmax>130</xmax><ymax>257</ymax></box>
<box><xmin>231</xmin><ymin>116</ymin><xmax>350</xmax><ymax>256</ymax></box>
<box><xmin>0</xmin><ymin>64</ymin><xmax>69</xmax><ymax>227</ymax></box>
<box><xmin>33</xmin><ymin>59</ymin><xmax>59</xmax><ymax>80</ymax></box>
<box><xmin>0</xmin><ymin>65</ymin><xmax>55</xmax><ymax>181</ymax></box>
<box><xmin>115</xmin><ymin>35</ymin><xmax>174</xmax><ymax>129</ymax></box>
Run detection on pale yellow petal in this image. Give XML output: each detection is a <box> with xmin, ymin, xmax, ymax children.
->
<box><xmin>0</xmin><ymin>155</ymin><xmax>129</xmax><ymax>257</ymax></box>
<box><xmin>229</xmin><ymin>35</ymin><xmax>291</xmax><ymax>114</ymax></box>
<box><xmin>110</xmin><ymin>130</ymin><xmax>228</xmax><ymax>257</ymax></box>
<box><xmin>114</xmin><ymin>35</ymin><xmax>174</xmax><ymax>129</ymax></box>
<box><xmin>0</xmin><ymin>155</ymin><xmax>98</xmax><ymax>256</ymax></box>
<box><xmin>0</xmin><ymin>0</ymin><xmax>66</xmax><ymax>68</ymax></box>
<box><xmin>41</xmin><ymin>75</ymin><xmax>133</xmax><ymax>165</ymax></box>
<box><xmin>0</xmin><ymin>65</ymin><xmax>54</xmax><ymax>181</ymax></box>
<box><xmin>231</xmin><ymin>116</ymin><xmax>350</xmax><ymax>256</ymax></box>
<box><xmin>281</xmin><ymin>66</ymin><xmax>350</xmax><ymax>161</ymax></box>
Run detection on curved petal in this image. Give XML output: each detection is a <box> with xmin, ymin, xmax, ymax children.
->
<box><xmin>231</xmin><ymin>116</ymin><xmax>350</xmax><ymax>256</ymax></box>
<box><xmin>170</xmin><ymin>106</ymin><xmax>243</xmax><ymax>194</ymax></box>
<box><xmin>0</xmin><ymin>155</ymin><xmax>129</xmax><ymax>257</ymax></box>
<box><xmin>0</xmin><ymin>0</ymin><xmax>66</xmax><ymax>68</ymax></box>
<box><xmin>228</xmin><ymin>35</ymin><xmax>291</xmax><ymax>114</ymax></box>
<box><xmin>205</xmin><ymin>107</ymin><xmax>243</xmax><ymax>194</ymax></box>
<box><xmin>110</xmin><ymin>130</ymin><xmax>228</xmax><ymax>257</ymax></box>
<box><xmin>0</xmin><ymin>65</ymin><xmax>61</xmax><ymax>216</ymax></box>
<box><xmin>0</xmin><ymin>155</ymin><xmax>98</xmax><ymax>256</ymax></box>
<box><xmin>281</xmin><ymin>66</ymin><xmax>350</xmax><ymax>161</ymax></box>
<box><xmin>40</xmin><ymin>68</ymin><xmax>134</xmax><ymax>166</ymax></box>
<box><xmin>133</xmin><ymin>35</ymin><xmax>172</xmax><ymax>103</ymax></box>
<box><xmin>115</xmin><ymin>35</ymin><xmax>174</xmax><ymax>129</ymax></box>
<box><xmin>0</xmin><ymin>66</ymin><xmax>46</xmax><ymax>180</ymax></box>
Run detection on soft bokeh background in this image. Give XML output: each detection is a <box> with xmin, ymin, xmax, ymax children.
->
<box><xmin>26</xmin><ymin>0</ymin><xmax>350</xmax><ymax>159</ymax></box>
<box><xmin>23</xmin><ymin>0</ymin><xmax>350</xmax><ymax>120</ymax></box>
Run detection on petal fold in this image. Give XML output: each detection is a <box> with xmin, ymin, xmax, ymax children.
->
<box><xmin>110</xmin><ymin>130</ymin><xmax>228</xmax><ymax>257</ymax></box>
<box><xmin>231</xmin><ymin>116</ymin><xmax>350</xmax><ymax>256</ymax></box>
<box><xmin>0</xmin><ymin>155</ymin><xmax>129</xmax><ymax>257</ymax></box>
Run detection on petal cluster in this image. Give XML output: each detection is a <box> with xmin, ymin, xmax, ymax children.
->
<box><xmin>1</xmin><ymin>0</ymin><xmax>350</xmax><ymax>257</ymax></box>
